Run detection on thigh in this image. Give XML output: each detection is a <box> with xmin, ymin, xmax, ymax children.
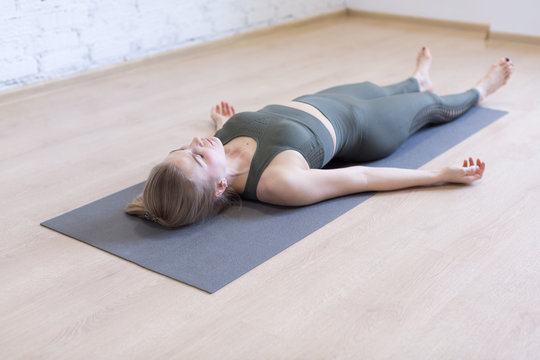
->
<box><xmin>316</xmin><ymin>78</ymin><xmax>420</xmax><ymax>101</ymax></box>
<box><xmin>337</xmin><ymin>92</ymin><xmax>442</xmax><ymax>162</ymax></box>
<box><xmin>337</xmin><ymin>89</ymin><xmax>478</xmax><ymax>162</ymax></box>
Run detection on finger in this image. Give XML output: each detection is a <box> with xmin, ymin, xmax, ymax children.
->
<box><xmin>476</xmin><ymin>159</ymin><xmax>483</xmax><ymax>174</ymax></box>
<box><xmin>463</xmin><ymin>160</ymin><xmax>468</xmax><ymax>167</ymax></box>
<box><xmin>481</xmin><ymin>160</ymin><xmax>486</xmax><ymax>169</ymax></box>
<box><xmin>469</xmin><ymin>157</ymin><xmax>474</xmax><ymax>167</ymax></box>
<box><xmin>225</xmin><ymin>102</ymin><xmax>230</xmax><ymax>115</ymax></box>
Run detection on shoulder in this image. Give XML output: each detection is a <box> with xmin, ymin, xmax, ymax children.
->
<box><xmin>256</xmin><ymin>150</ymin><xmax>309</xmax><ymax>204</ymax></box>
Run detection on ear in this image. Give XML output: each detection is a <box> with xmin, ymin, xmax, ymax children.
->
<box><xmin>215</xmin><ymin>178</ymin><xmax>228</xmax><ymax>198</ymax></box>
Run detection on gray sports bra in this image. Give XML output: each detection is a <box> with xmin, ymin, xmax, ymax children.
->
<box><xmin>214</xmin><ymin>105</ymin><xmax>334</xmax><ymax>200</ymax></box>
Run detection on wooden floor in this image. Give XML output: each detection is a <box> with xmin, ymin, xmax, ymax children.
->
<box><xmin>2</xmin><ymin>12</ymin><xmax>540</xmax><ymax>359</ymax></box>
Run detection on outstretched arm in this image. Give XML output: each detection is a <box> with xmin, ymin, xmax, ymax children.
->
<box><xmin>260</xmin><ymin>158</ymin><xmax>485</xmax><ymax>206</ymax></box>
<box><xmin>211</xmin><ymin>101</ymin><xmax>236</xmax><ymax>134</ymax></box>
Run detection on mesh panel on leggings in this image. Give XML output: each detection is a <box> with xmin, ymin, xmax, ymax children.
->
<box><xmin>409</xmin><ymin>90</ymin><xmax>479</xmax><ymax>133</ymax></box>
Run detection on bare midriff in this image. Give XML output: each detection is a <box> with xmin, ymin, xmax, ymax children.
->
<box><xmin>273</xmin><ymin>100</ymin><xmax>337</xmax><ymax>154</ymax></box>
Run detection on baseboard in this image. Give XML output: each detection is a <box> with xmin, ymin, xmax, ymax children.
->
<box><xmin>347</xmin><ymin>9</ymin><xmax>490</xmax><ymax>34</ymax></box>
<box><xmin>348</xmin><ymin>8</ymin><xmax>540</xmax><ymax>46</ymax></box>
<box><xmin>487</xmin><ymin>31</ymin><xmax>540</xmax><ymax>46</ymax></box>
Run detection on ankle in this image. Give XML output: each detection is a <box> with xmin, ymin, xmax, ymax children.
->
<box><xmin>473</xmin><ymin>87</ymin><xmax>485</xmax><ymax>102</ymax></box>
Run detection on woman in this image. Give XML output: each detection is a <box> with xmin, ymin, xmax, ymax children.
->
<box><xmin>126</xmin><ymin>48</ymin><xmax>514</xmax><ymax>227</ymax></box>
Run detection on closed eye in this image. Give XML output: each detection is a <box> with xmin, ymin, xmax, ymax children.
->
<box><xmin>169</xmin><ymin>146</ymin><xmax>187</xmax><ymax>154</ymax></box>
<box><xmin>168</xmin><ymin>148</ymin><xmax>204</xmax><ymax>167</ymax></box>
<box><xmin>192</xmin><ymin>153</ymin><xmax>204</xmax><ymax>166</ymax></box>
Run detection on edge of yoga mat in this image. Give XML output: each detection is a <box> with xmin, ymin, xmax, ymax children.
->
<box><xmin>41</xmin><ymin>107</ymin><xmax>508</xmax><ymax>293</ymax></box>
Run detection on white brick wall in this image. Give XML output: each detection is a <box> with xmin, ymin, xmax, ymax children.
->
<box><xmin>0</xmin><ymin>0</ymin><xmax>346</xmax><ymax>92</ymax></box>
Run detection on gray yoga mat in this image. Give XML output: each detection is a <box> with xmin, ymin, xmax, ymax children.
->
<box><xmin>41</xmin><ymin>107</ymin><xmax>507</xmax><ymax>293</ymax></box>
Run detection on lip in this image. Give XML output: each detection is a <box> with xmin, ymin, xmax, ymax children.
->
<box><xmin>206</xmin><ymin>137</ymin><xmax>221</xmax><ymax>147</ymax></box>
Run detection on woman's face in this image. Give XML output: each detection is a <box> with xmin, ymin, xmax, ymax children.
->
<box><xmin>165</xmin><ymin>137</ymin><xmax>227</xmax><ymax>184</ymax></box>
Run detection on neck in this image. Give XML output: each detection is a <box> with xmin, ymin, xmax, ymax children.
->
<box><xmin>223</xmin><ymin>139</ymin><xmax>255</xmax><ymax>191</ymax></box>
<box><xmin>225</xmin><ymin>147</ymin><xmax>249</xmax><ymax>176</ymax></box>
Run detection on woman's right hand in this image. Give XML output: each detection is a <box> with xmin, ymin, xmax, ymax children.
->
<box><xmin>211</xmin><ymin>101</ymin><xmax>236</xmax><ymax>130</ymax></box>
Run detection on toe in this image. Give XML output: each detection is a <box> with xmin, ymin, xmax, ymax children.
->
<box><xmin>423</xmin><ymin>47</ymin><xmax>432</xmax><ymax>58</ymax></box>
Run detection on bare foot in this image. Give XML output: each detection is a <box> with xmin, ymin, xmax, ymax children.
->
<box><xmin>474</xmin><ymin>58</ymin><xmax>514</xmax><ymax>102</ymax></box>
<box><xmin>412</xmin><ymin>47</ymin><xmax>433</xmax><ymax>92</ymax></box>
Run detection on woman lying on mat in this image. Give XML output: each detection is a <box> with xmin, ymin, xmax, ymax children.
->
<box><xmin>126</xmin><ymin>47</ymin><xmax>514</xmax><ymax>227</ymax></box>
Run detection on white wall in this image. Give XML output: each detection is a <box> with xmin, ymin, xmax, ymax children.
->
<box><xmin>2</xmin><ymin>0</ymin><xmax>538</xmax><ymax>92</ymax></box>
<box><xmin>346</xmin><ymin>0</ymin><xmax>540</xmax><ymax>37</ymax></box>
<box><xmin>0</xmin><ymin>0</ymin><xmax>345</xmax><ymax>92</ymax></box>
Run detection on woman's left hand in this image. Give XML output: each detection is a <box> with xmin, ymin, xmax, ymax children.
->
<box><xmin>441</xmin><ymin>157</ymin><xmax>486</xmax><ymax>184</ymax></box>
<box><xmin>211</xmin><ymin>101</ymin><xmax>236</xmax><ymax>130</ymax></box>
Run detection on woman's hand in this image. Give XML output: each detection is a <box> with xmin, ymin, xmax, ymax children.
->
<box><xmin>441</xmin><ymin>157</ymin><xmax>486</xmax><ymax>184</ymax></box>
<box><xmin>211</xmin><ymin>101</ymin><xmax>236</xmax><ymax>131</ymax></box>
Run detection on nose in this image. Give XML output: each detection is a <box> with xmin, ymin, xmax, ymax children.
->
<box><xmin>190</xmin><ymin>137</ymin><xmax>203</xmax><ymax>147</ymax></box>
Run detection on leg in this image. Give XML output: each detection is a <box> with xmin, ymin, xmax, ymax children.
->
<box><xmin>314</xmin><ymin>47</ymin><xmax>433</xmax><ymax>100</ymax></box>
<box><xmin>336</xmin><ymin>56</ymin><xmax>514</xmax><ymax>162</ymax></box>
<box><xmin>337</xmin><ymin>89</ymin><xmax>479</xmax><ymax>162</ymax></box>
<box><xmin>315</xmin><ymin>78</ymin><xmax>420</xmax><ymax>101</ymax></box>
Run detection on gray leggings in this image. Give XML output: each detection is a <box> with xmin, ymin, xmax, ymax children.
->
<box><xmin>295</xmin><ymin>78</ymin><xmax>480</xmax><ymax>162</ymax></box>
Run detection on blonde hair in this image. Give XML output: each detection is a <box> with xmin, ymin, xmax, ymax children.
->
<box><xmin>125</xmin><ymin>162</ymin><xmax>239</xmax><ymax>228</ymax></box>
